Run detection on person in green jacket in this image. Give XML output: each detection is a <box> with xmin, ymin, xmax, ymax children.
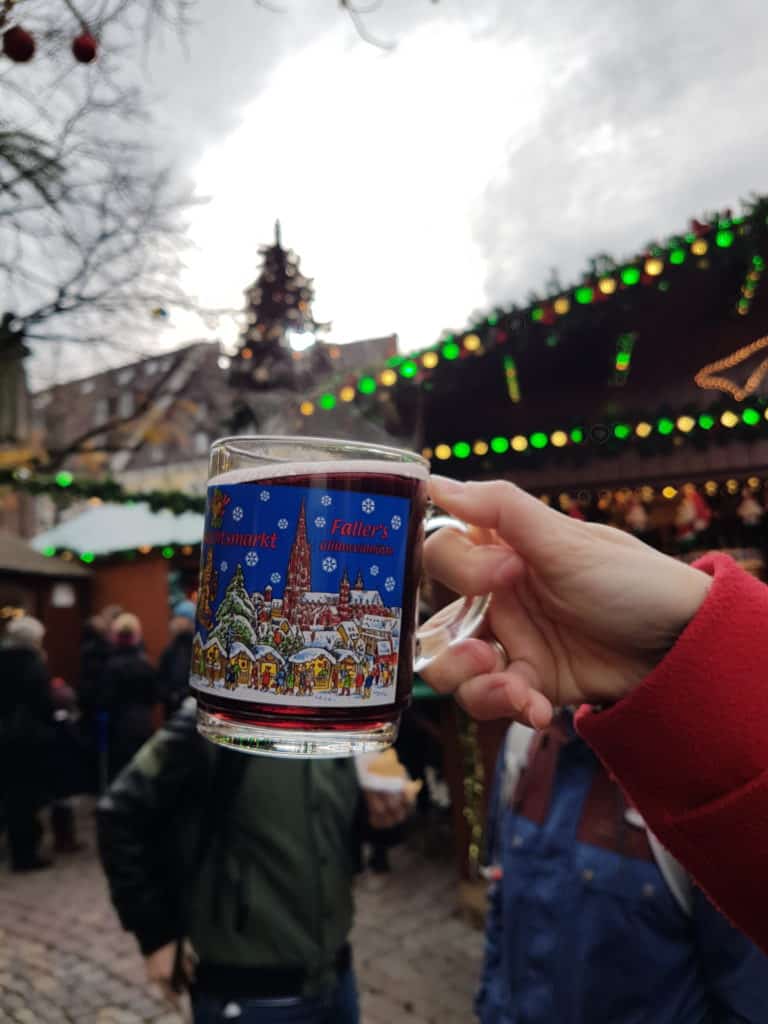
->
<box><xmin>97</xmin><ymin>700</ymin><xmax>410</xmax><ymax>1023</ymax></box>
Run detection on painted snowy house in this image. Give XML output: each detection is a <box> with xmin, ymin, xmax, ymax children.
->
<box><xmin>288</xmin><ymin>647</ymin><xmax>335</xmax><ymax>689</ymax></box>
<box><xmin>250</xmin><ymin>644</ymin><xmax>286</xmax><ymax>687</ymax></box>
<box><xmin>192</xmin><ymin>633</ymin><xmax>205</xmax><ymax>677</ymax></box>
<box><xmin>228</xmin><ymin>642</ymin><xmax>255</xmax><ymax>687</ymax></box>
<box><xmin>360</xmin><ymin>614</ymin><xmax>398</xmax><ymax>657</ymax></box>
<box><xmin>302</xmin><ymin>628</ymin><xmax>340</xmax><ymax>651</ymax></box>
<box><xmin>203</xmin><ymin>638</ymin><xmax>226</xmax><ymax>684</ymax></box>
<box><xmin>336</xmin><ymin>620</ymin><xmax>360</xmax><ymax>646</ymax></box>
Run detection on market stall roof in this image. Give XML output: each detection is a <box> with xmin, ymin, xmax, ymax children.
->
<box><xmin>32</xmin><ymin>503</ymin><xmax>204</xmax><ymax>557</ymax></box>
<box><xmin>0</xmin><ymin>530</ymin><xmax>90</xmax><ymax>578</ymax></box>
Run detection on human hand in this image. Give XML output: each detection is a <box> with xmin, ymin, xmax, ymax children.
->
<box><xmin>421</xmin><ymin>476</ymin><xmax>712</xmax><ymax>727</ymax></box>
<box><xmin>364</xmin><ymin>788</ymin><xmax>413</xmax><ymax>829</ymax></box>
<box><xmin>145</xmin><ymin>942</ymin><xmax>195</xmax><ymax>1006</ymax></box>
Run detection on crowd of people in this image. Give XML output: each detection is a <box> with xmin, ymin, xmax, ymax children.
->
<box><xmin>4</xmin><ymin>471</ymin><xmax>768</xmax><ymax>1022</ymax></box>
<box><xmin>0</xmin><ymin>600</ymin><xmax>196</xmax><ymax>872</ymax></box>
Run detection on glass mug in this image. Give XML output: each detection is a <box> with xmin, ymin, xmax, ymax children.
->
<box><xmin>190</xmin><ymin>435</ymin><xmax>489</xmax><ymax>757</ymax></box>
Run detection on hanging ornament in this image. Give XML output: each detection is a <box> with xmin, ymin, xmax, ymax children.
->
<box><xmin>737</xmin><ymin>487</ymin><xmax>764</xmax><ymax>528</ymax></box>
<box><xmin>3</xmin><ymin>24</ymin><xmax>35</xmax><ymax>61</ymax></box>
<box><xmin>72</xmin><ymin>31</ymin><xmax>98</xmax><ymax>63</ymax></box>
<box><xmin>675</xmin><ymin>485</ymin><xmax>711</xmax><ymax>548</ymax></box>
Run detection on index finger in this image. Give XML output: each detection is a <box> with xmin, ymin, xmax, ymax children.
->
<box><xmin>430</xmin><ymin>476</ymin><xmax>573</xmax><ymax>560</ymax></box>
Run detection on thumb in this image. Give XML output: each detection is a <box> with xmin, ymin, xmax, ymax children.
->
<box><xmin>429</xmin><ymin>477</ymin><xmax>572</xmax><ymax>560</ymax></box>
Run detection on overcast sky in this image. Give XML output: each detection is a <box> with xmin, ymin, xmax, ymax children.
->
<box><xmin>135</xmin><ymin>0</ymin><xmax>768</xmax><ymax>353</ymax></box>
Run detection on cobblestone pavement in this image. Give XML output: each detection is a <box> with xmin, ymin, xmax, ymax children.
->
<box><xmin>0</xmin><ymin>805</ymin><xmax>483</xmax><ymax>1024</ymax></box>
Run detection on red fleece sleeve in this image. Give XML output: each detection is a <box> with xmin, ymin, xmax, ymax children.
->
<box><xmin>576</xmin><ymin>553</ymin><xmax>768</xmax><ymax>950</ymax></box>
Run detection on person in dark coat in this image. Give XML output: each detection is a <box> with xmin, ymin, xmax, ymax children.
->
<box><xmin>98</xmin><ymin>613</ymin><xmax>159</xmax><ymax>780</ymax></box>
<box><xmin>0</xmin><ymin>616</ymin><xmax>54</xmax><ymax>871</ymax></box>
<box><xmin>157</xmin><ymin>601</ymin><xmax>196</xmax><ymax>718</ymax></box>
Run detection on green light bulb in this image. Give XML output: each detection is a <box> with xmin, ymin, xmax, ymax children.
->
<box><xmin>657</xmin><ymin>417</ymin><xmax>674</xmax><ymax>435</ymax></box>
<box><xmin>575</xmin><ymin>286</ymin><xmax>594</xmax><ymax>305</ymax></box>
<box><xmin>400</xmin><ymin>360</ymin><xmax>418</xmax><ymax>378</ymax></box>
<box><xmin>613</xmin><ymin>424</ymin><xmax>631</xmax><ymax>439</ymax></box>
<box><xmin>358</xmin><ymin>376</ymin><xmax>377</xmax><ymax>395</ymax></box>
<box><xmin>742</xmin><ymin>408</ymin><xmax>760</xmax><ymax>425</ymax></box>
<box><xmin>453</xmin><ymin>441</ymin><xmax>471</xmax><ymax>459</ymax></box>
<box><xmin>441</xmin><ymin>342</ymin><xmax>460</xmax><ymax>360</ymax></box>
<box><xmin>490</xmin><ymin>436</ymin><xmax>509</xmax><ymax>454</ymax></box>
<box><xmin>530</xmin><ymin>432</ymin><xmax>548</xmax><ymax>449</ymax></box>
<box><xmin>621</xmin><ymin>267</ymin><xmax>641</xmax><ymax>286</ymax></box>
<box><xmin>698</xmin><ymin>414</ymin><xmax>715</xmax><ymax>430</ymax></box>
<box><xmin>319</xmin><ymin>393</ymin><xmax>336</xmax><ymax>410</ymax></box>
<box><xmin>669</xmin><ymin>248</ymin><xmax>686</xmax><ymax>265</ymax></box>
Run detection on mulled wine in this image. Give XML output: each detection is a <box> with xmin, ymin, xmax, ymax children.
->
<box><xmin>192</xmin><ymin>441</ymin><xmax>431</xmax><ymax>756</ymax></box>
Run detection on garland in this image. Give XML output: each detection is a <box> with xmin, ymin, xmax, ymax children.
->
<box><xmin>297</xmin><ymin>202</ymin><xmax>768</xmax><ymax>419</ymax></box>
<box><xmin>0</xmin><ymin>468</ymin><xmax>205</xmax><ymax>515</ymax></box>
<box><xmin>457</xmin><ymin>709</ymin><xmax>485</xmax><ymax>881</ymax></box>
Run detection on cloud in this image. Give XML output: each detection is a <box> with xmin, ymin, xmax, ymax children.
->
<box><xmin>474</xmin><ymin>0</ymin><xmax>768</xmax><ymax>306</ymax></box>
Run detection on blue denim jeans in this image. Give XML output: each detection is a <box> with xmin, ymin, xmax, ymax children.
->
<box><xmin>192</xmin><ymin>969</ymin><xmax>359</xmax><ymax>1024</ymax></box>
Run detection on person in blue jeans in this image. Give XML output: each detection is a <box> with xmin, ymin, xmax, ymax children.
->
<box><xmin>477</xmin><ymin>710</ymin><xmax>768</xmax><ymax>1023</ymax></box>
<box><xmin>98</xmin><ymin>702</ymin><xmax>410</xmax><ymax>1024</ymax></box>
<box><xmin>192</xmin><ymin>969</ymin><xmax>358</xmax><ymax>1023</ymax></box>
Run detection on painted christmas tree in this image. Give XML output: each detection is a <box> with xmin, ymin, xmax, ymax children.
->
<box><xmin>208</xmin><ymin>565</ymin><xmax>257</xmax><ymax>647</ymax></box>
<box><xmin>228</xmin><ymin>220</ymin><xmax>330</xmax><ymax>393</ymax></box>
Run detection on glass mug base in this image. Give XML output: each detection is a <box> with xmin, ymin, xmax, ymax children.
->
<box><xmin>197</xmin><ymin>707</ymin><xmax>399</xmax><ymax>758</ymax></box>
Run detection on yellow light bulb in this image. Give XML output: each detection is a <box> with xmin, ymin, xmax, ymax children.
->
<box><xmin>704</xmin><ymin>481</ymin><xmax>718</xmax><ymax>496</ymax></box>
<box><xmin>720</xmin><ymin>410</ymin><xmax>738</xmax><ymax>428</ymax></box>
<box><xmin>662</xmin><ymin>486</ymin><xmax>678</xmax><ymax>499</ymax></box>
<box><xmin>421</xmin><ymin>447</ymin><xmax>433</xmax><ymax>460</ymax></box>
<box><xmin>641</xmin><ymin>486</ymin><xmax>654</xmax><ymax>501</ymax></box>
<box><xmin>379</xmin><ymin>369</ymin><xmax>397</xmax><ymax>386</ymax></box>
<box><xmin>644</xmin><ymin>257</ymin><xmax>664</xmax><ymax>276</ymax></box>
<box><xmin>598</xmin><ymin>277</ymin><xmax>617</xmax><ymax>295</ymax></box>
<box><xmin>553</xmin><ymin>297</ymin><xmax>571</xmax><ymax>315</ymax></box>
<box><xmin>463</xmin><ymin>333</ymin><xmax>482</xmax><ymax>352</ymax></box>
<box><xmin>550</xmin><ymin>430</ymin><xmax>568</xmax><ymax>447</ymax></box>
<box><xmin>299</xmin><ymin>400</ymin><xmax>315</xmax><ymax>416</ymax></box>
<box><xmin>635</xmin><ymin>421</ymin><xmax>652</xmax><ymax>438</ymax></box>
<box><xmin>473</xmin><ymin>440</ymin><xmax>489</xmax><ymax>456</ymax></box>
<box><xmin>727</xmin><ymin>478</ymin><xmax>739</xmax><ymax>493</ymax></box>
<box><xmin>676</xmin><ymin>415</ymin><xmax>695</xmax><ymax>433</ymax></box>
<box><xmin>339</xmin><ymin>386</ymin><xmax>355</xmax><ymax>402</ymax></box>
<box><xmin>748</xmin><ymin>476</ymin><xmax>760</xmax><ymax>489</ymax></box>
<box><xmin>691</xmin><ymin>238</ymin><xmax>708</xmax><ymax>256</ymax></box>
<box><xmin>434</xmin><ymin>444</ymin><xmax>452</xmax><ymax>461</ymax></box>
<box><xmin>422</xmin><ymin>351</ymin><xmax>439</xmax><ymax>369</ymax></box>
<box><xmin>511</xmin><ymin>435</ymin><xmax>528</xmax><ymax>452</ymax></box>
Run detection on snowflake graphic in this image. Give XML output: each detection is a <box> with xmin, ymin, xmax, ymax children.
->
<box><xmin>322</xmin><ymin>556</ymin><xmax>338</xmax><ymax>573</ymax></box>
<box><xmin>385</xmin><ymin>576</ymin><xmax>396</xmax><ymax>592</ymax></box>
<box><xmin>314</xmin><ymin>515</ymin><xmax>326</xmax><ymax>528</ymax></box>
<box><xmin>259</xmin><ymin>489</ymin><xmax>271</xmax><ymax>502</ymax></box>
<box><xmin>361</xmin><ymin>497</ymin><xmax>376</xmax><ymax>514</ymax></box>
<box><xmin>277</xmin><ymin>518</ymin><xmax>289</xmax><ymax>530</ymax></box>
<box><xmin>369</xmin><ymin>565</ymin><xmax>380</xmax><ymax>576</ymax></box>
<box><xmin>232</xmin><ymin>506</ymin><xmax>244</xmax><ymax>523</ymax></box>
<box><xmin>321</xmin><ymin>494</ymin><xmax>332</xmax><ymax>507</ymax></box>
<box><xmin>270</xmin><ymin>572</ymin><xmax>281</xmax><ymax>584</ymax></box>
<box><xmin>220</xmin><ymin>560</ymin><xmax>229</xmax><ymax>573</ymax></box>
<box><xmin>390</xmin><ymin>514</ymin><xmax>402</xmax><ymax>530</ymax></box>
<box><xmin>245</xmin><ymin>551</ymin><xmax>259</xmax><ymax>567</ymax></box>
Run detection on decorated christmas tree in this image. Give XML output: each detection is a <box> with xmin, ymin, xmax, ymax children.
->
<box><xmin>208</xmin><ymin>565</ymin><xmax>257</xmax><ymax>648</ymax></box>
<box><xmin>196</xmin><ymin>548</ymin><xmax>218</xmax><ymax>631</ymax></box>
<box><xmin>228</xmin><ymin>221</ymin><xmax>330</xmax><ymax>392</ymax></box>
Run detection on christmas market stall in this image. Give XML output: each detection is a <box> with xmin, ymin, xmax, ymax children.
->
<box><xmin>31</xmin><ymin>501</ymin><xmax>203</xmax><ymax>663</ymax></box>
<box><xmin>0</xmin><ymin>530</ymin><xmax>90</xmax><ymax>684</ymax></box>
<box><xmin>289</xmin><ymin>195</ymin><xmax>768</xmax><ymax>885</ymax></box>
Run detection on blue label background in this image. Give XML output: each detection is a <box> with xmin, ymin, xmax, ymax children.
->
<box><xmin>202</xmin><ymin>480</ymin><xmax>410</xmax><ymax>621</ymax></box>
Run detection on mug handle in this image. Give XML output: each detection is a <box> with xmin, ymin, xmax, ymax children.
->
<box><xmin>413</xmin><ymin>511</ymin><xmax>491</xmax><ymax>674</ymax></box>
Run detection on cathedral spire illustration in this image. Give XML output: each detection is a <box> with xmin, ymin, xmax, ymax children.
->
<box><xmin>282</xmin><ymin>501</ymin><xmax>312</xmax><ymax>623</ymax></box>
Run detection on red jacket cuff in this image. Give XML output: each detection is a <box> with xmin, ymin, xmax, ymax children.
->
<box><xmin>576</xmin><ymin>553</ymin><xmax>768</xmax><ymax>823</ymax></box>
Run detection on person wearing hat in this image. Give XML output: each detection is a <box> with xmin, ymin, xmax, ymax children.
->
<box><xmin>158</xmin><ymin>601</ymin><xmax>197</xmax><ymax>719</ymax></box>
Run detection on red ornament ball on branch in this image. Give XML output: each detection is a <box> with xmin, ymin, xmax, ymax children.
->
<box><xmin>72</xmin><ymin>32</ymin><xmax>98</xmax><ymax>63</ymax></box>
<box><xmin>3</xmin><ymin>25</ymin><xmax>36</xmax><ymax>62</ymax></box>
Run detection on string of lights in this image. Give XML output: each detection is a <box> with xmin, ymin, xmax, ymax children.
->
<box><xmin>422</xmin><ymin>402</ymin><xmax>768</xmax><ymax>464</ymax></box>
<box><xmin>298</xmin><ymin>210</ymin><xmax>758</xmax><ymax>419</ymax></box>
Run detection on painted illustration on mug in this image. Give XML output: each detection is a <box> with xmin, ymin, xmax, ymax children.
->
<box><xmin>190</xmin><ymin>481</ymin><xmax>410</xmax><ymax>708</ymax></box>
